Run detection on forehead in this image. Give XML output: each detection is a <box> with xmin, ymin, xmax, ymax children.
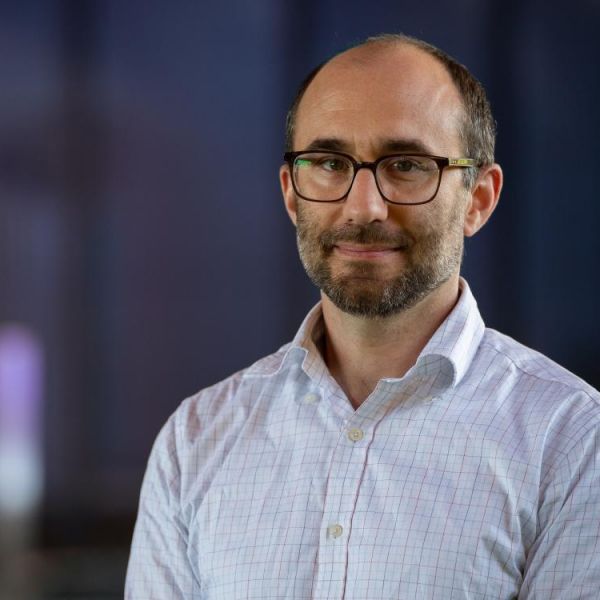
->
<box><xmin>294</xmin><ymin>44</ymin><xmax>465</xmax><ymax>156</ymax></box>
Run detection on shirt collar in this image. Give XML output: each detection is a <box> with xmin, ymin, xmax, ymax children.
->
<box><xmin>247</xmin><ymin>278</ymin><xmax>485</xmax><ymax>389</ymax></box>
<box><xmin>413</xmin><ymin>277</ymin><xmax>485</xmax><ymax>388</ymax></box>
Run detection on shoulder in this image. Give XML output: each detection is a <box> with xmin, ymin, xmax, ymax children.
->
<box><xmin>453</xmin><ymin>328</ymin><xmax>600</xmax><ymax>500</ymax></box>
<box><xmin>480</xmin><ymin>327</ymin><xmax>599</xmax><ymax>403</ymax></box>
<box><xmin>143</xmin><ymin>342</ymin><xmax>300</xmax><ymax>508</ymax></box>
<box><xmin>148</xmin><ymin>342</ymin><xmax>295</xmax><ymax>471</ymax></box>
<box><xmin>167</xmin><ymin>341</ymin><xmax>293</xmax><ymax>437</ymax></box>
<box><xmin>472</xmin><ymin>328</ymin><xmax>600</xmax><ymax>463</ymax></box>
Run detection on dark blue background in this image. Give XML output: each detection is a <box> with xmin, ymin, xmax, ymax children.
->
<box><xmin>1</xmin><ymin>0</ymin><xmax>598</xmax><ymax>567</ymax></box>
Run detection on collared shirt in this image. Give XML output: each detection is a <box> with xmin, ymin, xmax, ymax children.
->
<box><xmin>125</xmin><ymin>279</ymin><xmax>600</xmax><ymax>599</ymax></box>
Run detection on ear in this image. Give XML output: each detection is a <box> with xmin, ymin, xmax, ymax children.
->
<box><xmin>280</xmin><ymin>164</ymin><xmax>298</xmax><ymax>226</ymax></box>
<box><xmin>463</xmin><ymin>163</ymin><xmax>503</xmax><ymax>237</ymax></box>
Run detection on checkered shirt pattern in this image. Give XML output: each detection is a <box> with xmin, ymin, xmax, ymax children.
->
<box><xmin>125</xmin><ymin>279</ymin><xmax>600</xmax><ymax>599</ymax></box>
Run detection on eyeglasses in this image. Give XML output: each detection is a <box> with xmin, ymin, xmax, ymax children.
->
<box><xmin>283</xmin><ymin>150</ymin><xmax>478</xmax><ymax>205</ymax></box>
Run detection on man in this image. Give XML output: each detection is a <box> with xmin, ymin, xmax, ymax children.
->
<box><xmin>125</xmin><ymin>34</ymin><xmax>600</xmax><ymax>599</ymax></box>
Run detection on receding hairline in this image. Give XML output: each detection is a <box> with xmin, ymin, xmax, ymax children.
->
<box><xmin>293</xmin><ymin>39</ymin><xmax>459</xmax><ymax>140</ymax></box>
<box><xmin>292</xmin><ymin>38</ymin><xmax>465</xmax><ymax>148</ymax></box>
<box><xmin>323</xmin><ymin>37</ymin><xmax>447</xmax><ymax>71</ymax></box>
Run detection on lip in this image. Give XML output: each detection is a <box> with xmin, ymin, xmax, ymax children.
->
<box><xmin>334</xmin><ymin>244</ymin><xmax>402</xmax><ymax>259</ymax></box>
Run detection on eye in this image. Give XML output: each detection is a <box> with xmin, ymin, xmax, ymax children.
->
<box><xmin>316</xmin><ymin>156</ymin><xmax>350</xmax><ymax>172</ymax></box>
<box><xmin>381</xmin><ymin>155</ymin><xmax>437</xmax><ymax>181</ymax></box>
<box><xmin>390</xmin><ymin>158</ymin><xmax>423</xmax><ymax>172</ymax></box>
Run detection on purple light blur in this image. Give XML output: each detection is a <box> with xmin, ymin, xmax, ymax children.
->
<box><xmin>0</xmin><ymin>324</ymin><xmax>43</xmax><ymax>440</ymax></box>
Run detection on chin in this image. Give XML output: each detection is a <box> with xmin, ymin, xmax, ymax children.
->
<box><xmin>323</xmin><ymin>281</ymin><xmax>418</xmax><ymax>318</ymax></box>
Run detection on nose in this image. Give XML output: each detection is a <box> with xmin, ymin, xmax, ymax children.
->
<box><xmin>342</xmin><ymin>167</ymin><xmax>389</xmax><ymax>224</ymax></box>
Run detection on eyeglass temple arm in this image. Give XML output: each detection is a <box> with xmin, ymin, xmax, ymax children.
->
<box><xmin>448</xmin><ymin>158</ymin><xmax>477</xmax><ymax>167</ymax></box>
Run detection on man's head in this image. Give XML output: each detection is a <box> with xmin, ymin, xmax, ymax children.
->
<box><xmin>280</xmin><ymin>34</ymin><xmax>502</xmax><ymax>318</ymax></box>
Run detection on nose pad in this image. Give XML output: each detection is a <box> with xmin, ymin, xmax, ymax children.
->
<box><xmin>343</xmin><ymin>167</ymin><xmax>389</xmax><ymax>223</ymax></box>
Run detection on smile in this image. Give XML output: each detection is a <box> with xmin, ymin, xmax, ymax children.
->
<box><xmin>333</xmin><ymin>244</ymin><xmax>403</xmax><ymax>260</ymax></box>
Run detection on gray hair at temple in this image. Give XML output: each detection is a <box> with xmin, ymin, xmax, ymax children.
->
<box><xmin>284</xmin><ymin>33</ymin><xmax>497</xmax><ymax>190</ymax></box>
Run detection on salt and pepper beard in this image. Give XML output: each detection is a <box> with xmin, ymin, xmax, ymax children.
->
<box><xmin>295</xmin><ymin>199</ymin><xmax>466</xmax><ymax>319</ymax></box>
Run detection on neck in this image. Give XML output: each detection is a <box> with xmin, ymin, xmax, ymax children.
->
<box><xmin>321</xmin><ymin>275</ymin><xmax>461</xmax><ymax>409</ymax></box>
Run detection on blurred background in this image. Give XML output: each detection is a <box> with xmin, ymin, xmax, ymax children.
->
<box><xmin>1</xmin><ymin>0</ymin><xmax>599</xmax><ymax>597</ymax></box>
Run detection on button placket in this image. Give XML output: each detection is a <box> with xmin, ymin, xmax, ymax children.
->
<box><xmin>316</xmin><ymin>426</ymin><xmax>368</xmax><ymax>595</ymax></box>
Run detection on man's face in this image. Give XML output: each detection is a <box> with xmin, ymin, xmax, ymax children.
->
<box><xmin>281</xmin><ymin>44</ymin><xmax>472</xmax><ymax>318</ymax></box>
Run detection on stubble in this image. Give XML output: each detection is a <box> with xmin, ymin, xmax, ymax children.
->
<box><xmin>295</xmin><ymin>199</ymin><xmax>465</xmax><ymax>318</ymax></box>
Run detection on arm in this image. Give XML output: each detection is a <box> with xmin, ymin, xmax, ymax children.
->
<box><xmin>519</xmin><ymin>418</ymin><xmax>600</xmax><ymax>599</ymax></box>
<box><xmin>125</xmin><ymin>415</ymin><xmax>203</xmax><ymax>599</ymax></box>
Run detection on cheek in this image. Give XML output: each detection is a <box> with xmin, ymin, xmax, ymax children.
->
<box><xmin>295</xmin><ymin>207</ymin><xmax>324</xmax><ymax>252</ymax></box>
<box><xmin>398</xmin><ymin>198</ymin><xmax>466</xmax><ymax>257</ymax></box>
<box><xmin>386</xmin><ymin>203</ymin><xmax>436</xmax><ymax>238</ymax></box>
<box><xmin>296</xmin><ymin>202</ymin><xmax>340</xmax><ymax>235</ymax></box>
<box><xmin>427</xmin><ymin>191</ymin><xmax>469</xmax><ymax>233</ymax></box>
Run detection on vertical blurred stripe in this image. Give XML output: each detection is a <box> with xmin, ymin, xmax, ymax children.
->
<box><xmin>0</xmin><ymin>324</ymin><xmax>44</xmax><ymax>516</ymax></box>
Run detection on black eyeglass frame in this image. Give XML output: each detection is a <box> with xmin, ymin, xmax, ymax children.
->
<box><xmin>283</xmin><ymin>150</ymin><xmax>479</xmax><ymax>206</ymax></box>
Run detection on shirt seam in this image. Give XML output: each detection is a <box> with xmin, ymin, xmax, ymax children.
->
<box><xmin>478</xmin><ymin>340</ymin><xmax>599</xmax><ymax>405</ymax></box>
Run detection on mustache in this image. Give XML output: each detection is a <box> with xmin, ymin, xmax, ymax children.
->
<box><xmin>318</xmin><ymin>223</ymin><xmax>413</xmax><ymax>250</ymax></box>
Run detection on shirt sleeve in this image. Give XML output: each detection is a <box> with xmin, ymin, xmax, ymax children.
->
<box><xmin>519</xmin><ymin>417</ymin><xmax>600</xmax><ymax>599</ymax></box>
<box><xmin>125</xmin><ymin>413</ymin><xmax>203</xmax><ymax>599</ymax></box>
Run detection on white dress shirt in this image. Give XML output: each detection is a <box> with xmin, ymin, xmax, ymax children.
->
<box><xmin>125</xmin><ymin>279</ymin><xmax>600</xmax><ymax>599</ymax></box>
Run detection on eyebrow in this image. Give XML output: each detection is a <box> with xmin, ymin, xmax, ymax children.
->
<box><xmin>304</xmin><ymin>138</ymin><xmax>349</xmax><ymax>152</ymax></box>
<box><xmin>303</xmin><ymin>137</ymin><xmax>435</xmax><ymax>155</ymax></box>
<box><xmin>380</xmin><ymin>138</ymin><xmax>433</xmax><ymax>155</ymax></box>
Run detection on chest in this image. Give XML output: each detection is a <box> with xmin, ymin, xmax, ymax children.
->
<box><xmin>186</xmin><ymin>404</ymin><xmax>537</xmax><ymax>599</ymax></box>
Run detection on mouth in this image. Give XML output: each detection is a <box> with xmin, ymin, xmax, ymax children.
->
<box><xmin>333</xmin><ymin>243</ymin><xmax>404</xmax><ymax>260</ymax></box>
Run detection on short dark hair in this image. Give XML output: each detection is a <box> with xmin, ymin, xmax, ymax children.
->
<box><xmin>284</xmin><ymin>33</ymin><xmax>496</xmax><ymax>189</ymax></box>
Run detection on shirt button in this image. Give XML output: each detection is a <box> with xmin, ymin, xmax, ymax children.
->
<box><xmin>303</xmin><ymin>392</ymin><xmax>319</xmax><ymax>404</ymax></box>
<box><xmin>327</xmin><ymin>524</ymin><xmax>343</xmax><ymax>539</ymax></box>
<box><xmin>347</xmin><ymin>428</ymin><xmax>364</xmax><ymax>442</ymax></box>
